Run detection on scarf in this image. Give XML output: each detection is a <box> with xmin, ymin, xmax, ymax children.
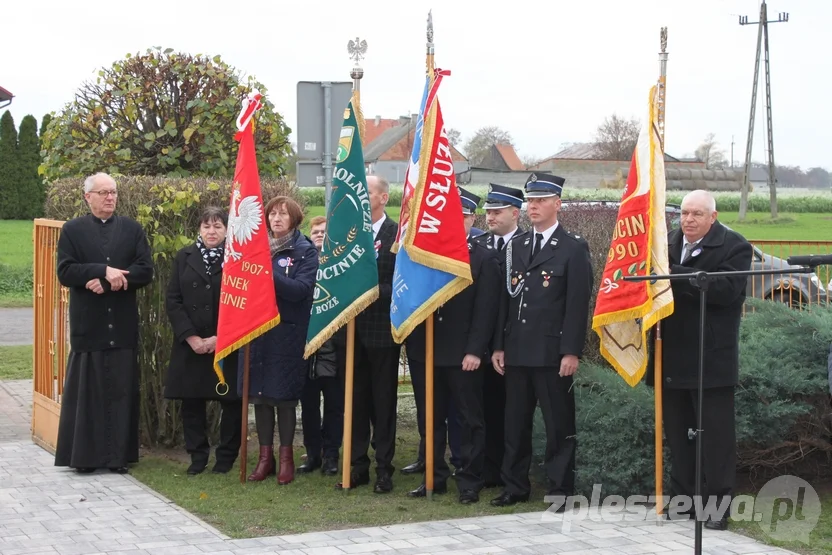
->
<box><xmin>269</xmin><ymin>231</ymin><xmax>294</xmax><ymax>257</ymax></box>
<box><xmin>196</xmin><ymin>236</ymin><xmax>224</xmax><ymax>274</ymax></box>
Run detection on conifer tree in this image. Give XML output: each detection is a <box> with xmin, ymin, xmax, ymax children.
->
<box><xmin>18</xmin><ymin>115</ymin><xmax>44</xmax><ymax>218</ymax></box>
<box><xmin>0</xmin><ymin>111</ymin><xmax>20</xmax><ymax>219</ymax></box>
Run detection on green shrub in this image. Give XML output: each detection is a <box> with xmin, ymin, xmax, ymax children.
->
<box><xmin>46</xmin><ymin>176</ymin><xmax>302</xmax><ymax>447</ymax></box>
<box><xmin>40</xmin><ymin>47</ymin><xmax>292</xmax><ymax>181</ymax></box>
<box><xmin>533</xmin><ymin>300</ymin><xmax>832</xmax><ymax>497</ymax></box>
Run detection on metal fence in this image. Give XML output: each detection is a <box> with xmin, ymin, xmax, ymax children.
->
<box><xmin>744</xmin><ymin>239</ymin><xmax>831</xmax><ymax>311</ymax></box>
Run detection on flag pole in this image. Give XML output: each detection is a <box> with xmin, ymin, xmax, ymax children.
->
<box><xmin>424</xmin><ymin>10</ymin><xmax>436</xmax><ymax>500</ymax></box>
<box><xmin>341</xmin><ymin>319</ymin><xmax>356</xmax><ymax>490</ymax></box>
<box><xmin>239</xmin><ymin>344</ymin><xmax>250</xmax><ymax>484</ymax></box>
<box><xmin>339</xmin><ymin>36</ymin><xmax>368</xmax><ymax>492</ymax></box>
<box><xmin>654</xmin><ymin>26</ymin><xmax>669</xmax><ymax>518</ymax></box>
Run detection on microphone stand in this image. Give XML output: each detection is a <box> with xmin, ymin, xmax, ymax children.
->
<box><xmin>624</xmin><ymin>264</ymin><xmax>817</xmax><ymax>555</ymax></box>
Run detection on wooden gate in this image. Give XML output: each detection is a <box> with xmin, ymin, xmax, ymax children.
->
<box><xmin>31</xmin><ymin>218</ymin><xmax>68</xmax><ymax>454</ymax></box>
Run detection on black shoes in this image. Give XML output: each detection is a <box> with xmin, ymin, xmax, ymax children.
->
<box><xmin>490</xmin><ymin>491</ymin><xmax>530</xmax><ymax>507</ymax></box>
<box><xmin>400</xmin><ymin>460</ymin><xmax>425</xmax><ymax>475</ymax></box>
<box><xmin>335</xmin><ymin>471</ymin><xmax>370</xmax><ymax>490</ymax></box>
<box><xmin>374</xmin><ymin>472</ymin><xmax>393</xmax><ymax>494</ymax></box>
<box><xmin>321</xmin><ymin>457</ymin><xmax>339</xmax><ymax>476</ymax></box>
<box><xmin>459</xmin><ymin>489</ymin><xmax>479</xmax><ymax>504</ymax></box>
<box><xmin>109</xmin><ymin>467</ymin><xmax>129</xmax><ymax>474</ymax></box>
<box><xmin>212</xmin><ymin>460</ymin><xmax>234</xmax><ymax>474</ymax></box>
<box><xmin>297</xmin><ymin>456</ymin><xmax>322</xmax><ymax>474</ymax></box>
<box><xmin>407</xmin><ymin>483</ymin><xmax>447</xmax><ymax>497</ymax></box>
<box><xmin>704</xmin><ymin>517</ymin><xmax>729</xmax><ymax>531</ymax></box>
<box><xmin>75</xmin><ymin>467</ymin><xmax>95</xmax><ymax>474</ymax></box>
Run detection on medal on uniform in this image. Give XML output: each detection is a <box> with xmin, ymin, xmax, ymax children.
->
<box><xmin>511</xmin><ymin>276</ymin><xmax>518</xmax><ymax>286</ymax></box>
<box><xmin>542</xmin><ymin>270</ymin><xmax>551</xmax><ymax>288</ymax></box>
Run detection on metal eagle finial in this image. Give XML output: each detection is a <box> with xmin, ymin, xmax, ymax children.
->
<box><xmin>660</xmin><ymin>27</ymin><xmax>668</xmax><ymax>53</ymax></box>
<box><xmin>347</xmin><ymin>37</ymin><xmax>368</xmax><ymax>64</ymax></box>
<box><xmin>427</xmin><ymin>10</ymin><xmax>434</xmax><ymax>50</ymax></box>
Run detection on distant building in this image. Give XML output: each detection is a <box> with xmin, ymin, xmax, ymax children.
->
<box><xmin>458</xmin><ymin>142</ymin><xmax>744</xmax><ymax>191</ymax></box>
<box><xmin>472</xmin><ymin>143</ymin><xmax>525</xmax><ymax>172</ymax></box>
<box><xmin>747</xmin><ymin>166</ymin><xmax>770</xmax><ymax>189</ymax></box>
<box><xmin>364</xmin><ymin>114</ymin><xmax>468</xmax><ymax>183</ymax></box>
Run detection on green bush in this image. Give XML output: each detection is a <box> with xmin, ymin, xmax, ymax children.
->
<box><xmin>46</xmin><ymin>176</ymin><xmax>303</xmax><ymax>447</ymax></box>
<box><xmin>40</xmin><ymin>47</ymin><xmax>292</xmax><ymax>181</ymax></box>
<box><xmin>533</xmin><ymin>300</ymin><xmax>832</xmax><ymax>497</ymax></box>
<box><xmin>297</xmin><ymin>186</ymin><xmax>404</xmax><ymax>207</ymax></box>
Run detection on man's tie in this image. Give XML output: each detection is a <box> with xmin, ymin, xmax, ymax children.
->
<box><xmin>683</xmin><ymin>241</ymin><xmax>699</xmax><ymax>263</ymax></box>
<box><xmin>497</xmin><ymin>237</ymin><xmax>505</xmax><ymax>251</ymax></box>
<box><xmin>531</xmin><ymin>233</ymin><xmax>543</xmax><ymax>262</ymax></box>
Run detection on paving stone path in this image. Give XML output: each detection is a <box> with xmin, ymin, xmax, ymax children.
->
<box><xmin>0</xmin><ymin>308</ymin><xmax>33</xmax><ymax>346</ymax></box>
<box><xmin>0</xmin><ymin>380</ymin><xmax>796</xmax><ymax>555</ymax></box>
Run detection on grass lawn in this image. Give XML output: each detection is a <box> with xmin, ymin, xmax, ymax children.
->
<box><xmin>0</xmin><ymin>220</ymin><xmax>33</xmax><ymax>268</ymax></box>
<box><xmin>722</xmin><ymin>212</ymin><xmax>832</xmax><ymax>242</ymax></box>
<box><xmin>132</xmin><ymin>424</ymin><xmax>541</xmax><ymax>539</ymax></box>
<box><xmin>0</xmin><ymin>345</ymin><xmax>32</xmax><ymax>380</ymax></box>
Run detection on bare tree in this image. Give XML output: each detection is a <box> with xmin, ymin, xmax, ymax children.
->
<box><xmin>445</xmin><ymin>128</ymin><xmax>462</xmax><ymax>148</ymax></box>
<box><xmin>521</xmin><ymin>155</ymin><xmax>542</xmax><ymax>169</ymax></box>
<box><xmin>695</xmin><ymin>133</ymin><xmax>728</xmax><ymax>169</ymax></box>
<box><xmin>463</xmin><ymin>126</ymin><xmax>514</xmax><ymax>165</ymax></box>
<box><xmin>591</xmin><ymin>114</ymin><xmax>640</xmax><ymax>161</ymax></box>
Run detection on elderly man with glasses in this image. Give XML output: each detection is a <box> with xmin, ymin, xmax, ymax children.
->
<box><xmin>54</xmin><ymin>173</ymin><xmax>154</xmax><ymax>475</ymax></box>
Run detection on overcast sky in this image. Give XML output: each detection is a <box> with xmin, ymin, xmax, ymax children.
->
<box><xmin>2</xmin><ymin>0</ymin><xmax>828</xmax><ymax>170</ymax></box>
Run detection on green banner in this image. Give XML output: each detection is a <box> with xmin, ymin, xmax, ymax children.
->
<box><xmin>304</xmin><ymin>94</ymin><xmax>379</xmax><ymax>357</ymax></box>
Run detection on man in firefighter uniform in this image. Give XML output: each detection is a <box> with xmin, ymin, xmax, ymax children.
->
<box><xmin>472</xmin><ymin>183</ymin><xmax>524</xmax><ymax>487</ymax></box>
<box><xmin>406</xmin><ymin>187</ymin><xmax>500</xmax><ymax>504</ymax></box>
<box><xmin>490</xmin><ymin>172</ymin><xmax>593</xmax><ymax>507</ymax></box>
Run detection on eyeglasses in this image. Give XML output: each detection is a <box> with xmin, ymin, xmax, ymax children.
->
<box><xmin>90</xmin><ymin>190</ymin><xmax>118</xmax><ymax>198</ymax></box>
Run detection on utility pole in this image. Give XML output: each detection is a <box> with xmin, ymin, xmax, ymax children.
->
<box><xmin>738</xmin><ymin>1</ymin><xmax>788</xmax><ymax>220</ymax></box>
<box><xmin>731</xmin><ymin>135</ymin><xmax>735</xmax><ymax>168</ymax></box>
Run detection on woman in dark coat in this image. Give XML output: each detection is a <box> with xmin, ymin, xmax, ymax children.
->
<box><xmin>244</xmin><ymin>196</ymin><xmax>319</xmax><ymax>486</ymax></box>
<box><xmin>164</xmin><ymin>207</ymin><xmax>241</xmax><ymax>475</ymax></box>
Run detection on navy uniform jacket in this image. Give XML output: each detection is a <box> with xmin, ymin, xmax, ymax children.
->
<box><xmin>493</xmin><ymin>225</ymin><xmax>593</xmax><ymax>368</ymax></box>
<box><xmin>407</xmin><ymin>237</ymin><xmax>501</xmax><ymax>367</ymax></box>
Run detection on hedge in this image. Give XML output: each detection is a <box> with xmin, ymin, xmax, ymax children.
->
<box><xmin>533</xmin><ymin>299</ymin><xmax>832</xmax><ymax>497</ymax></box>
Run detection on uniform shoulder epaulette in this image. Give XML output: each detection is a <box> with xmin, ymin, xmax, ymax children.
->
<box><xmin>471</xmin><ymin>233</ymin><xmax>488</xmax><ymax>246</ymax></box>
<box><xmin>511</xmin><ymin>230</ymin><xmax>529</xmax><ymax>242</ymax></box>
<box><xmin>562</xmin><ymin>230</ymin><xmax>587</xmax><ymax>244</ymax></box>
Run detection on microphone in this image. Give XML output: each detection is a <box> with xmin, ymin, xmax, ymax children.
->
<box><xmin>786</xmin><ymin>254</ymin><xmax>832</xmax><ymax>267</ymax></box>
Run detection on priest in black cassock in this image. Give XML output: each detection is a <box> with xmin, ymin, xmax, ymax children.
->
<box><xmin>54</xmin><ymin>172</ymin><xmax>154</xmax><ymax>474</ymax></box>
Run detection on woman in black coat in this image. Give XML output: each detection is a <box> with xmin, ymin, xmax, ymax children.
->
<box><xmin>164</xmin><ymin>207</ymin><xmax>240</xmax><ymax>475</ymax></box>
<box><xmin>243</xmin><ymin>196</ymin><xmax>319</xmax><ymax>486</ymax></box>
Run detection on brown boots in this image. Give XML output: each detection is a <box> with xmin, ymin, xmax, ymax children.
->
<box><xmin>278</xmin><ymin>446</ymin><xmax>294</xmax><ymax>485</ymax></box>
<box><xmin>247</xmin><ymin>446</ymin><xmax>275</xmax><ymax>481</ymax></box>
<box><xmin>247</xmin><ymin>445</ymin><xmax>294</xmax><ymax>485</ymax></box>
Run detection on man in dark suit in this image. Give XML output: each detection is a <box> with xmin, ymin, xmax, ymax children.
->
<box><xmin>405</xmin><ymin>187</ymin><xmax>500</xmax><ymax>504</ymax></box>
<box><xmin>337</xmin><ymin>174</ymin><xmax>401</xmax><ymax>494</ymax></box>
<box><xmin>402</xmin><ymin>188</ymin><xmax>487</xmax><ymax>477</ymax></box>
<box><xmin>490</xmin><ymin>172</ymin><xmax>593</xmax><ymax>507</ymax></box>
<box><xmin>472</xmin><ymin>183</ymin><xmax>525</xmax><ymax>487</ymax></box>
<box><xmin>657</xmin><ymin>189</ymin><xmax>752</xmax><ymax>530</ymax></box>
